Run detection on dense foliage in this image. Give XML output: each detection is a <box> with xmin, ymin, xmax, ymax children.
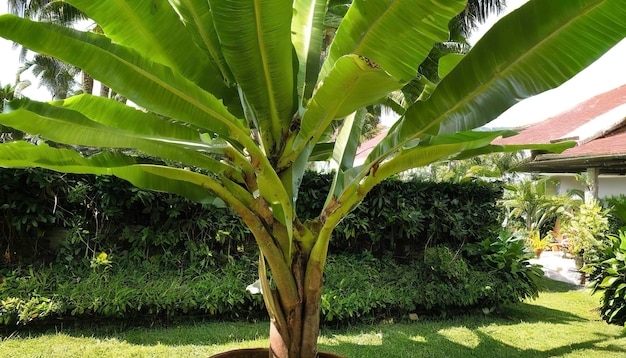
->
<box><xmin>1</xmin><ymin>168</ymin><xmax>502</xmax><ymax>268</ymax></box>
<box><xmin>0</xmin><ymin>248</ymin><xmax>540</xmax><ymax>326</ymax></box>
<box><xmin>582</xmin><ymin>230</ymin><xmax>626</xmax><ymax>326</ymax></box>
<box><xmin>561</xmin><ymin>200</ymin><xmax>610</xmax><ymax>260</ymax></box>
<box><xmin>0</xmin><ymin>168</ymin><xmax>542</xmax><ymax>326</ymax></box>
<box><xmin>0</xmin><ymin>167</ymin><xmax>252</xmax><ymax>269</ymax></box>
<box><xmin>299</xmin><ymin>171</ymin><xmax>503</xmax><ymax>258</ymax></box>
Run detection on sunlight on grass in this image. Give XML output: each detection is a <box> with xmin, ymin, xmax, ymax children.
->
<box><xmin>437</xmin><ymin>327</ymin><xmax>479</xmax><ymax>348</ymax></box>
<box><xmin>1</xmin><ymin>278</ymin><xmax>625</xmax><ymax>358</ymax></box>
<box><xmin>320</xmin><ymin>331</ymin><xmax>383</xmax><ymax>346</ymax></box>
<box><xmin>409</xmin><ymin>334</ymin><xmax>427</xmax><ymax>343</ymax></box>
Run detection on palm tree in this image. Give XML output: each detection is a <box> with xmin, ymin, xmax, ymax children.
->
<box><xmin>0</xmin><ymin>81</ymin><xmax>29</xmax><ymax>142</ymax></box>
<box><xmin>8</xmin><ymin>0</ymin><xmax>88</xmax><ymax>98</ymax></box>
<box><xmin>453</xmin><ymin>0</ymin><xmax>507</xmax><ymax>38</ymax></box>
<box><xmin>0</xmin><ymin>82</ymin><xmax>16</xmax><ymax>112</ymax></box>
<box><xmin>17</xmin><ymin>55</ymin><xmax>80</xmax><ymax>99</ymax></box>
<box><xmin>0</xmin><ymin>1</ymin><xmax>624</xmax><ymax>357</ymax></box>
<box><xmin>8</xmin><ymin>0</ymin><xmax>84</xmax><ymax>24</ymax></box>
<box><xmin>0</xmin><ymin>82</ymin><xmax>17</xmax><ymax>142</ymax></box>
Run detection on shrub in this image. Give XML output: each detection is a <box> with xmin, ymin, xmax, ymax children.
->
<box><xmin>298</xmin><ymin>171</ymin><xmax>503</xmax><ymax>258</ymax></box>
<box><xmin>1</xmin><ymin>168</ymin><xmax>503</xmax><ymax>268</ymax></box>
<box><xmin>605</xmin><ymin>194</ymin><xmax>626</xmax><ymax>233</ymax></box>
<box><xmin>463</xmin><ymin>230</ymin><xmax>542</xmax><ymax>302</ymax></box>
<box><xmin>0</xmin><ymin>168</ymin><xmax>521</xmax><ymax>326</ymax></box>
<box><xmin>320</xmin><ymin>246</ymin><xmax>539</xmax><ymax>323</ymax></box>
<box><xmin>582</xmin><ymin>230</ymin><xmax>626</xmax><ymax>326</ymax></box>
<box><xmin>0</xmin><ymin>168</ymin><xmax>69</xmax><ymax>266</ymax></box>
<box><xmin>1</xmin><ymin>247</ymin><xmax>539</xmax><ymax>326</ymax></box>
<box><xmin>561</xmin><ymin>200</ymin><xmax>610</xmax><ymax>262</ymax></box>
<box><xmin>0</xmin><ymin>256</ymin><xmax>264</xmax><ymax>325</ymax></box>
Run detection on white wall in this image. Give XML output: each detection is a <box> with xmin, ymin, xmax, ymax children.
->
<box><xmin>554</xmin><ymin>174</ymin><xmax>626</xmax><ymax>198</ymax></box>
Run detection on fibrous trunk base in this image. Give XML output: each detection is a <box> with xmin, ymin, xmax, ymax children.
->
<box><xmin>209</xmin><ymin>348</ymin><xmax>343</xmax><ymax>358</ymax></box>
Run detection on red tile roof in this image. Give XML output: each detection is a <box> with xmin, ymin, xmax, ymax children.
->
<box><xmin>494</xmin><ymin>84</ymin><xmax>626</xmax><ymax>146</ymax></box>
<box><xmin>560</xmin><ymin>127</ymin><xmax>626</xmax><ymax>157</ymax></box>
<box><xmin>355</xmin><ymin>130</ymin><xmax>388</xmax><ymax>163</ymax></box>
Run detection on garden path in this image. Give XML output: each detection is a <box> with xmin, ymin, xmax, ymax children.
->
<box><xmin>530</xmin><ymin>250</ymin><xmax>584</xmax><ymax>286</ymax></box>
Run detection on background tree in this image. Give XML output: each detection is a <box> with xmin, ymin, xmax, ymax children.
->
<box><xmin>8</xmin><ymin>0</ymin><xmax>87</xmax><ymax>99</ymax></box>
<box><xmin>410</xmin><ymin>151</ymin><xmax>526</xmax><ymax>183</ymax></box>
<box><xmin>0</xmin><ymin>1</ymin><xmax>624</xmax><ymax>357</ymax></box>
<box><xmin>501</xmin><ymin>177</ymin><xmax>572</xmax><ymax>238</ymax></box>
<box><xmin>0</xmin><ymin>81</ymin><xmax>28</xmax><ymax>142</ymax></box>
<box><xmin>0</xmin><ymin>82</ymin><xmax>16</xmax><ymax>112</ymax></box>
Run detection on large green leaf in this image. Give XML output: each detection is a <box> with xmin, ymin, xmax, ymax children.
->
<box><xmin>0</xmin><ymin>15</ymin><xmax>247</xmax><ymax>142</ymax></box>
<box><xmin>209</xmin><ymin>0</ymin><xmax>296</xmax><ymax>153</ymax></box>
<box><xmin>0</xmin><ymin>141</ymin><xmax>223</xmax><ymax>205</ymax></box>
<box><xmin>168</xmin><ymin>0</ymin><xmax>235</xmax><ymax>86</ymax></box>
<box><xmin>285</xmin><ymin>0</ymin><xmax>466</xmax><ymax>167</ymax></box>
<box><xmin>331</xmin><ymin>131</ymin><xmax>513</xmax><ymax>217</ymax></box>
<box><xmin>320</xmin><ymin>0</ymin><xmax>466</xmax><ymax>82</ymax></box>
<box><xmin>452</xmin><ymin>142</ymin><xmax>576</xmax><ymax>161</ymax></box>
<box><xmin>282</xmin><ymin>54</ymin><xmax>401</xmax><ymax>167</ymax></box>
<box><xmin>292</xmin><ymin>0</ymin><xmax>329</xmax><ymax>101</ymax></box>
<box><xmin>369</xmin><ymin>0</ymin><xmax>626</xmax><ymax>163</ymax></box>
<box><xmin>0</xmin><ymin>98</ymin><xmax>243</xmax><ymax>181</ymax></box>
<box><xmin>326</xmin><ymin>108</ymin><xmax>367</xmax><ymax>202</ymax></box>
<box><xmin>67</xmin><ymin>0</ymin><xmax>230</xmax><ymax>97</ymax></box>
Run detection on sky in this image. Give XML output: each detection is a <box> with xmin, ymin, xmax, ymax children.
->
<box><xmin>472</xmin><ymin>0</ymin><xmax>626</xmax><ymax>128</ymax></box>
<box><xmin>1</xmin><ymin>0</ymin><xmax>625</xmax><ymax>127</ymax></box>
<box><xmin>0</xmin><ymin>0</ymin><xmax>53</xmax><ymax>100</ymax></box>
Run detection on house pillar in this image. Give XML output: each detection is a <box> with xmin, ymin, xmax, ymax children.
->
<box><xmin>584</xmin><ymin>167</ymin><xmax>599</xmax><ymax>202</ymax></box>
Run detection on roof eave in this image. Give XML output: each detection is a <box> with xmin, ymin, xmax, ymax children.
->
<box><xmin>516</xmin><ymin>153</ymin><xmax>626</xmax><ymax>174</ymax></box>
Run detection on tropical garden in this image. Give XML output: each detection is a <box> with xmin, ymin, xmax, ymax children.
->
<box><xmin>1</xmin><ymin>0</ymin><xmax>626</xmax><ymax>357</ymax></box>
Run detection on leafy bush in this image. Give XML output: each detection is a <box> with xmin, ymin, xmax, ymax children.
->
<box><xmin>0</xmin><ymin>256</ymin><xmax>264</xmax><ymax>325</ymax></box>
<box><xmin>321</xmin><ymin>246</ymin><xmax>539</xmax><ymax>323</ymax></box>
<box><xmin>0</xmin><ymin>168</ymin><xmax>521</xmax><ymax>326</ymax></box>
<box><xmin>561</xmin><ymin>200</ymin><xmax>610</xmax><ymax>262</ymax></box>
<box><xmin>0</xmin><ymin>168</ymin><xmax>254</xmax><ymax>272</ymax></box>
<box><xmin>0</xmin><ymin>295</ymin><xmax>63</xmax><ymax>325</ymax></box>
<box><xmin>0</xmin><ymin>168</ymin><xmax>69</xmax><ymax>265</ymax></box>
<box><xmin>2</xmin><ymin>168</ymin><xmax>503</xmax><ymax>268</ymax></box>
<box><xmin>583</xmin><ymin>231</ymin><xmax>626</xmax><ymax>326</ymax></box>
<box><xmin>1</xmin><ymin>246</ymin><xmax>539</xmax><ymax>326</ymax></box>
<box><xmin>298</xmin><ymin>171</ymin><xmax>503</xmax><ymax>258</ymax></box>
<box><xmin>463</xmin><ymin>230</ymin><xmax>542</xmax><ymax>302</ymax></box>
<box><xmin>605</xmin><ymin>194</ymin><xmax>626</xmax><ymax>233</ymax></box>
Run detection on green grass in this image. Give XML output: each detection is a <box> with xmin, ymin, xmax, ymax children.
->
<box><xmin>1</xmin><ymin>278</ymin><xmax>625</xmax><ymax>357</ymax></box>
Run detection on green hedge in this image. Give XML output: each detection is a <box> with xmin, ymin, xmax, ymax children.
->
<box><xmin>298</xmin><ymin>171</ymin><xmax>503</xmax><ymax>258</ymax></box>
<box><xmin>0</xmin><ymin>241</ymin><xmax>540</xmax><ymax>326</ymax></box>
<box><xmin>0</xmin><ymin>168</ymin><xmax>527</xmax><ymax>326</ymax></box>
<box><xmin>1</xmin><ymin>168</ymin><xmax>503</xmax><ymax>268</ymax></box>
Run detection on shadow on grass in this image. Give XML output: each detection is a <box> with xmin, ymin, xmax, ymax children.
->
<box><xmin>3</xmin><ymin>305</ymin><xmax>624</xmax><ymax>358</ymax></box>
<box><xmin>3</xmin><ymin>278</ymin><xmax>620</xmax><ymax>357</ymax></box>
<box><xmin>496</xmin><ymin>301</ymin><xmax>588</xmax><ymax>324</ymax></box>
<box><xmin>319</xmin><ymin>328</ymin><xmax>626</xmax><ymax>358</ymax></box>
<box><xmin>537</xmin><ymin>276</ymin><xmax>583</xmax><ymax>293</ymax></box>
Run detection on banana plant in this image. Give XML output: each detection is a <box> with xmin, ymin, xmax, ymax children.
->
<box><xmin>0</xmin><ymin>1</ymin><xmax>625</xmax><ymax>357</ymax></box>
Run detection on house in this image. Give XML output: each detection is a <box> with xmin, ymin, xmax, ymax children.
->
<box><xmin>493</xmin><ymin>84</ymin><xmax>626</xmax><ymax>200</ymax></box>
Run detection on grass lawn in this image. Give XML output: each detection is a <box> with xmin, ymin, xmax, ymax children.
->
<box><xmin>1</xmin><ymin>278</ymin><xmax>624</xmax><ymax>357</ymax></box>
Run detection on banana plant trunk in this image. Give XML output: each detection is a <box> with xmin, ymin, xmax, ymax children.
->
<box><xmin>268</xmin><ymin>263</ymin><xmax>323</xmax><ymax>357</ymax></box>
<box><xmin>264</xmin><ymin>241</ymin><xmax>326</xmax><ymax>358</ymax></box>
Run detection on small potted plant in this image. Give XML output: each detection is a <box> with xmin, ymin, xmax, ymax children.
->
<box><xmin>528</xmin><ymin>231</ymin><xmax>551</xmax><ymax>258</ymax></box>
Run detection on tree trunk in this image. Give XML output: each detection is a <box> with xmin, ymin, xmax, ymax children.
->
<box><xmin>265</xmin><ymin>244</ymin><xmax>326</xmax><ymax>358</ymax></box>
<box><xmin>233</xmin><ymin>205</ymin><xmax>332</xmax><ymax>357</ymax></box>
<box><xmin>111</xmin><ymin>90</ymin><xmax>128</xmax><ymax>104</ymax></box>
<box><xmin>100</xmin><ymin>84</ymin><xmax>110</xmax><ymax>98</ymax></box>
<box><xmin>81</xmin><ymin>71</ymin><xmax>94</xmax><ymax>95</ymax></box>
